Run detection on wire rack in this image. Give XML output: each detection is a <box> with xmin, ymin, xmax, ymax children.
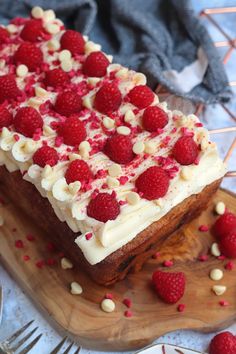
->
<box><xmin>155</xmin><ymin>6</ymin><xmax>236</xmax><ymax>179</ymax></box>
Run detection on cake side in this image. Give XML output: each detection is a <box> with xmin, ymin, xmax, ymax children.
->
<box><xmin>0</xmin><ymin>7</ymin><xmax>226</xmax><ymax>269</ymax></box>
<box><xmin>0</xmin><ymin>166</ymin><xmax>221</xmax><ymax>284</ymax></box>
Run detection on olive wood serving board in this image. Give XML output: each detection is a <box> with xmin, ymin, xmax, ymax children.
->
<box><xmin>0</xmin><ymin>188</ymin><xmax>236</xmax><ymax>351</ymax></box>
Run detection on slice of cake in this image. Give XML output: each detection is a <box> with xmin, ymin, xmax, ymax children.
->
<box><xmin>0</xmin><ymin>7</ymin><xmax>226</xmax><ymax>284</ymax></box>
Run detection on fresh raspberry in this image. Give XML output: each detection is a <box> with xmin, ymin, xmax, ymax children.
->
<box><xmin>142</xmin><ymin>106</ymin><xmax>168</xmax><ymax>132</ymax></box>
<box><xmin>33</xmin><ymin>146</ymin><xmax>59</xmax><ymax>167</ymax></box>
<box><xmin>0</xmin><ymin>106</ymin><xmax>13</xmax><ymax>128</ymax></box>
<box><xmin>60</xmin><ymin>30</ymin><xmax>85</xmax><ymax>56</ymax></box>
<box><xmin>152</xmin><ymin>270</ymin><xmax>186</xmax><ymax>304</ymax></box>
<box><xmin>94</xmin><ymin>83</ymin><xmax>122</xmax><ymax>114</ymax></box>
<box><xmin>59</xmin><ymin>116</ymin><xmax>86</xmax><ymax>146</ymax></box>
<box><xmin>0</xmin><ymin>74</ymin><xmax>21</xmax><ymax>103</ymax></box>
<box><xmin>65</xmin><ymin>159</ymin><xmax>93</xmax><ymax>184</ymax></box>
<box><xmin>20</xmin><ymin>19</ymin><xmax>45</xmax><ymax>42</ymax></box>
<box><xmin>220</xmin><ymin>232</ymin><xmax>236</xmax><ymax>258</ymax></box>
<box><xmin>104</xmin><ymin>134</ymin><xmax>134</xmax><ymax>164</ymax></box>
<box><xmin>172</xmin><ymin>136</ymin><xmax>198</xmax><ymax>165</ymax></box>
<box><xmin>87</xmin><ymin>192</ymin><xmax>120</xmax><ymax>222</ymax></box>
<box><xmin>44</xmin><ymin>68</ymin><xmax>70</xmax><ymax>88</ymax></box>
<box><xmin>209</xmin><ymin>331</ymin><xmax>236</xmax><ymax>354</ymax></box>
<box><xmin>0</xmin><ymin>27</ymin><xmax>9</xmax><ymax>44</ymax></box>
<box><xmin>82</xmin><ymin>51</ymin><xmax>109</xmax><ymax>77</ymax></box>
<box><xmin>54</xmin><ymin>91</ymin><xmax>82</xmax><ymax>116</ymax></box>
<box><xmin>14</xmin><ymin>42</ymin><xmax>43</xmax><ymax>71</ymax></box>
<box><xmin>213</xmin><ymin>212</ymin><xmax>236</xmax><ymax>240</ymax></box>
<box><xmin>127</xmin><ymin>85</ymin><xmax>154</xmax><ymax>109</ymax></box>
<box><xmin>14</xmin><ymin>107</ymin><xmax>43</xmax><ymax>138</ymax></box>
<box><xmin>135</xmin><ymin>166</ymin><xmax>169</xmax><ymax>200</ymax></box>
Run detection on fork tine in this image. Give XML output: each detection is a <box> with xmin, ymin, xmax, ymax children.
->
<box><xmin>10</xmin><ymin>327</ymin><xmax>38</xmax><ymax>351</ymax></box>
<box><xmin>73</xmin><ymin>347</ymin><xmax>81</xmax><ymax>354</ymax></box>
<box><xmin>63</xmin><ymin>342</ymin><xmax>74</xmax><ymax>354</ymax></box>
<box><xmin>18</xmin><ymin>333</ymin><xmax>42</xmax><ymax>354</ymax></box>
<box><xmin>50</xmin><ymin>337</ymin><xmax>68</xmax><ymax>354</ymax></box>
<box><xmin>5</xmin><ymin>320</ymin><xmax>34</xmax><ymax>344</ymax></box>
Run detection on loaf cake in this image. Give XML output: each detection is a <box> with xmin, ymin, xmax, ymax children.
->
<box><xmin>0</xmin><ymin>7</ymin><xmax>226</xmax><ymax>285</ymax></box>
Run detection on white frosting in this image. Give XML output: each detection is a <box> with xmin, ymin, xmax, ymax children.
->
<box><xmin>0</xmin><ymin>8</ymin><xmax>226</xmax><ymax>265</ymax></box>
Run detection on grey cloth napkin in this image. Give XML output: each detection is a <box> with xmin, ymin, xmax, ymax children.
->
<box><xmin>0</xmin><ymin>0</ymin><xmax>232</xmax><ymax>104</ymax></box>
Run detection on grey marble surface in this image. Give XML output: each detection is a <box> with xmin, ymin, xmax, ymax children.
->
<box><xmin>0</xmin><ymin>0</ymin><xmax>236</xmax><ymax>353</ymax></box>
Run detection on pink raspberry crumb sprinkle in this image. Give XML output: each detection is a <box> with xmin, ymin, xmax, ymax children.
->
<box><xmin>26</xmin><ymin>234</ymin><xmax>35</xmax><ymax>241</ymax></box>
<box><xmin>219</xmin><ymin>300</ymin><xmax>229</xmax><ymax>307</ymax></box>
<box><xmin>85</xmin><ymin>232</ymin><xmax>93</xmax><ymax>240</ymax></box>
<box><xmin>46</xmin><ymin>258</ymin><xmax>56</xmax><ymax>266</ymax></box>
<box><xmin>123</xmin><ymin>298</ymin><xmax>132</xmax><ymax>308</ymax></box>
<box><xmin>225</xmin><ymin>261</ymin><xmax>234</xmax><ymax>270</ymax></box>
<box><xmin>105</xmin><ymin>293</ymin><xmax>113</xmax><ymax>300</ymax></box>
<box><xmin>218</xmin><ymin>255</ymin><xmax>226</xmax><ymax>261</ymax></box>
<box><xmin>35</xmin><ymin>260</ymin><xmax>45</xmax><ymax>268</ymax></box>
<box><xmin>163</xmin><ymin>260</ymin><xmax>173</xmax><ymax>267</ymax></box>
<box><xmin>23</xmin><ymin>255</ymin><xmax>30</xmax><ymax>261</ymax></box>
<box><xmin>198</xmin><ymin>225</ymin><xmax>209</xmax><ymax>232</ymax></box>
<box><xmin>152</xmin><ymin>252</ymin><xmax>160</xmax><ymax>259</ymax></box>
<box><xmin>47</xmin><ymin>242</ymin><xmax>56</xmax><ymax>251</ymax></box>
<box><xmin>198</xmin><ymin>254</ymin><xmax>208</xmax><ymax>262</ymax></box>
<box><xmin>124</xmin><ymin>310</ymin><xmax>133</xmax><ymax>318</ymax></box>
<box><xmin>177</xmin><ymin>304</ymin><xmax>186</xmax><ymax>312</ymax></box>
<box><xmin>15</xmin><ymin>240</ymin><xmax>24</xmax><ymax>248</ymax></box>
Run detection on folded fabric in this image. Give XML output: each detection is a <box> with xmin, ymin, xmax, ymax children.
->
<box><xmin>0</xmin><ymin>0</ymin><xmax>232</xmax><ymax>104</ymax></box>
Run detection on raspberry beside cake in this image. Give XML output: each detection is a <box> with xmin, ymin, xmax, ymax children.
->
<box><xmin>0</xmin><ymin>7</ymin><xmax>226</xmax><ymax>284</ymax></box>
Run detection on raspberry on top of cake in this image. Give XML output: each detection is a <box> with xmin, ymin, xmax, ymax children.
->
<box><xmin>0</xmin><ymin>7</ymin><xmax>226</xmax><ymax>265</ymax></box>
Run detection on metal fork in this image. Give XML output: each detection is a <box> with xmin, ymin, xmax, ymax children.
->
<box><xmin>0</xmin><ymin>320</ymin><xmax>42</xmax><ymax>354</ymax></box>
<box><xmin>50</xmin><ymin>337</ymin><xmax>81</xmax><ymax>354</ymax></box>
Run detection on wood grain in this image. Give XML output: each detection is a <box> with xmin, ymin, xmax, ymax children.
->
<box><xmin>0</xmin><ymin>189</ymin><xmax>236</xmax><ymax>351</ymax></box>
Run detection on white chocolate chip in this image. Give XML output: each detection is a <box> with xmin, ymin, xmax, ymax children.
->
<box><xmin>0</xmin><ymin>59</ymin><xmax>6</xmax><ymax>69</ymax></box>
<box><xmin>133</xmin><ymin>141</ymin><xmax>144</xmax><ymax>154</ymax></box>
<box><xmin>16</xmin><ymin>64</ymin><xmax>28</xmax><ymax>77</ymax></box>
<box><xmin>211</xmin><ymin>243</ymin><xmax>221</xmax><ymax>257</ymax></box>
<box><xmin>103</xmin><ymin>117</ymin><xmax>115</xmax><ymax>129</ymax></box>
<box><xmin>31</xmin><ymin>6</ymin><xmax>44</xmax><ymax>19</ymax></box>
<box><xmin>61</xmin><ymin>257</ymin><xmax>73</xmax><ymax>270</ymax></box>
<box><xmin>107</xmin><ymin>176</ymin><xmax>120</xmax><ymax>189</ymax></box>
<box><xmin>124</xmin><ymin>110</ymin><xmax>135</xmax><ymax>123</ymax></box>
<box><xmin>58</xmin><ymin>49</ymin><xmax>72</xmax><ymax>62</ymax></box>
<box><xmin>52</xmin><ymin>178</ymin><xmax>73</xmax><ymax>202</ymax></box>
<box><xmin>108</xmin><ymin>164</ymin><xmax>122</xmax><ymax>177</ymax></box>
<box><xmin>28</xmin><ymin>97</ymin><xmax>41</xmax><ymax>109</ymax></box>
<box><xmin>101</xmin><ymin>299</ymin><xmax>115</xmax><ymax>313</ymax></box>
<box><xmin>210</xmin><ymin>269</ymin><xmax>223</xmax><ymax>281</ymax></box>
<box><xmin>106</xmin><ymin>54</ymin><xmax>113</xmax><ymax>63</ymax></box>
<box><xmin>215</xmin><ymin>201</ymin><xmax>226</xmax><ymax>215</ymax></box>
<box><xmin>45</xmin><ymin>23</ymin><xmax>60</xmax><ymax>35</ymax></box>
<box><xmin>117</xmin><ymin>126</ymin><xmax>131</xmax><ymax>136</ymax></box>
<box><xmin>201</xmin><ymin>138</ymin><xmax>209</xmax><ymax>151</ymax></box>
<box><xmin>212</xmin><ymin>285</ymin><xmax>226</xmax><ymax>296</ymax></box>
<box><xmin>154</xmin><ymin>198</ymin><xmax>163</xmax><ymax>207</ymax></box>
<box><xmin>144</xmin><ymin>141</ymin><xmax>156</xmax><ymax>154</ymax></box>
<box><xmin>126</xmin><ymin>192</ymin><xmax>140</xmax><ymax>205</ymax></box>
<box><xmin>24</xmin><ymin>140</ymin><xmax>37</xmax><ymax>154</ymax></box>
<box><xmin>68</xmin><ymin>181</ymin><xmax>81</xmax><ymax>195</ymax></box>
<box><xmin>35</xmin><ymin>86</ymin><xmax>49</xmax><ymax>98</ymax></box>
<box><xmin>47</xmin><ymin>39</ymin><xmax>60</xmax><ymax>51</ymax></box>
<box><xmin>43</xmin><ymin>9</ymin><xmax>56</xmax><ymax>23</ymax></box>
<box><xmin>0</xmin><ymin>215</ymin><xmax>4</xmax><ymax>226</ymax></box>
<box><xmin>41</xmin><ymin>165</ymin><xmax>53</xmax><ymax>179</ymax></box>
<box><xmin>87</xmin><ymin>77</ymin><xmax>100</xmax><ymax>86</ymax></box>
<box><xmin>115</xmin><ymin>68</ymin><xmax>129</xmax><ymax>80</ymax></box>
<box><xmin>79</xmin><ymin>141</ymin><xmax>91</xmax><ymax>152</ymax></box>
<box><xmin>61</xmin><ymin>60</ymin><xmax>73</xmax><ymax>72</ymax></box>
<box><xmin>83</xmin><ymin>96</ymin><xmax>94</xmax><ymax>109</ymax></box>
<box><xmin>70</xmin><ymin>281</ymin><xmax>83</xmax><ymax>295</ymax></box>
<box><xmin>6</xmin><ymin>24</ymin><xmax>17</xmax><ymax>34</ymax></box>
<box><xmin>43</xmin><ymin>125</ymin><xmax>56</xmax><ymax>136</ymax></box>
<box><xmin>133</xmin><ymin>72</ymin><xmax>146</xmax><ymax>85</ymax></box>
<box><xmin>180</xmin><ymin>166</ymin><xmax>193</xmax><ymax>181</ymax></box>
<box><xmin>85</xmin><ymin>41</ymin><xmax>101</xmax><ymax>55</ymax></box>
<box><xmin>69</xmin><ymin>153</ymin><xmax>81</xmax><ymax>161</ymax></box>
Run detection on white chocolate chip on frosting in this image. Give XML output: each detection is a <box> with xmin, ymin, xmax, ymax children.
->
<box><xmin>0</xmin><ymin>59</ymin><xmax>5</xmax><ymax>69</ymax></box>
<box><xmin>45</xmin><ymin>23</ymin><xmax>60</xmax><ymax>35</ymax></box>
<box><xmin>52</xmin><ymin>178</ymin><xmax>75</xmax><ymax>202</ymax></box>
<box><xmin>133</xmin><ymin>141</ymin><xmax>144</xmax><ymax>155</ymax></box>
<box><xmin>6</xmin><ymin>24</ymin><xmax>17</xmax><ymax>34</ymax></box>
<box><xmin>68</xmin><ymin>181</ymin><xmax>81</xmax><ymax>195</ymax></box>
<box><xmin>144</xmin><ymin>141</ymin><xmax>156</xmax><ymax>154</ymax></box>
<box><xmin>115</xmin><ymin>68</ymin><xmax>129</xmax><ymax>80</ymax></box>
<box><xmin>107</xmin><ymin>176</ymin><xmax>120</xmax><ymax>189</ymax></box>
<box><xmin>43</xmin><ymin>9</ymin><xmax>56</xmax><ymax>23</ymax></box>
<box><xmin>28</xmin><ymin>97</ymin><xmax>42</xmax><ymax>109</ymax></box>
<box><xmin>117</xmin><ymin>126</ymin><xmax>131</xmax><ymax>136</ymax></box>
<box><xmin>108</xmin><ymin>164</ymin><xmax>122</xmax><ymax>177</ymax></box>
<box><xmin>70</xmin><ymin>281</ymin><xmax>83</xmax><ymax>295</ymax></box>
<box><xmin>35</xmin><ymin>86</ymin><xmax>49</xmax><ymax>98</ymax></box>
<box><xmin>83</xmin><ymin>96</ymin><xmax>94</xmax><ymax>110</ymax></box>
<box><xmin>61</xmin><ymin>257</ymin><xmax>73</xmax><ymax>270</ymax></box>
<box><xmin>133</xmin><ymin>72</ymin><xmax>146</xmax><ymax>85</ymax></box>
<box><xmin>87</xmin><ymin>77</ymin><xmax>101</xmax><ymax>86</ymax></box>
<box><xmin>16</xmin><ymin>64</ymin><xmax>28</xmax><ymax>77</ymax></box>
<box><xmin>101</xmin><ymin>299</ymin><xmax>115</xmax><ymax>313</ymax></box>
<box><xmin>31</xmin><ymin>6</ymin><xmax>44</xmax><ymax>19</ymax></box>
<box><xmin>126</xmin><ymin>192</ymin><xmax>140</xmax><ymax>205</ymax></box>
<box><xmin>103</xmin><ymin>117</ymin><xmax>115</xmax><ymax>129</ymax></box>
<box><xmin>180</xmin><ymin>166</ymin><xmax>193</xmax><ymax>181</ymax></box>
<box><xmin>210</xmin><ymin>269</ymin><xmax>223</xmax><ymax>281</ymax></box>
<box><xmin>124</xmin><ymin>110</ymin><xmax>135</xmax><ymax>123</ymax></box>
<box><xmin>47</xmin><ymin>39</ymin><xmax>60</xmax><ymax>51</ymax></box>
<box><xmin>58</xmin><ymin>50</ymin><xmax>72</xmax><ymax>62</ymax></box>
<box><xmin>85</xmin><ymin>41</ymin><xmax>101</xmax><ymax>55</ymax></box>
<box><xmin>79</xmin><ymin>141</ymin><xmax>91</xmax><ymax>159</ymax></box>
<box><xmin>61</xmin><ymin>60</ymin><xmax>73</xmax><ymax>72</ymax></box>
<box><xmin>212</xmin><ymin>285</ymin><xmax>226</xmax><ymax>296</ymax></box>
<box><xmin>211</xmin><ymin>243</ymin><xmax>221</xmax><ymax>257</ymax></box>
<box><xmin>43</xmin><ymin>125</ymin><xmax>56</xmax><ymax>137</ymax></box>
<box><xmin>215</xmin><ymin>201</ymin><xmax>225</xmax><ymax>215</ymax></box>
